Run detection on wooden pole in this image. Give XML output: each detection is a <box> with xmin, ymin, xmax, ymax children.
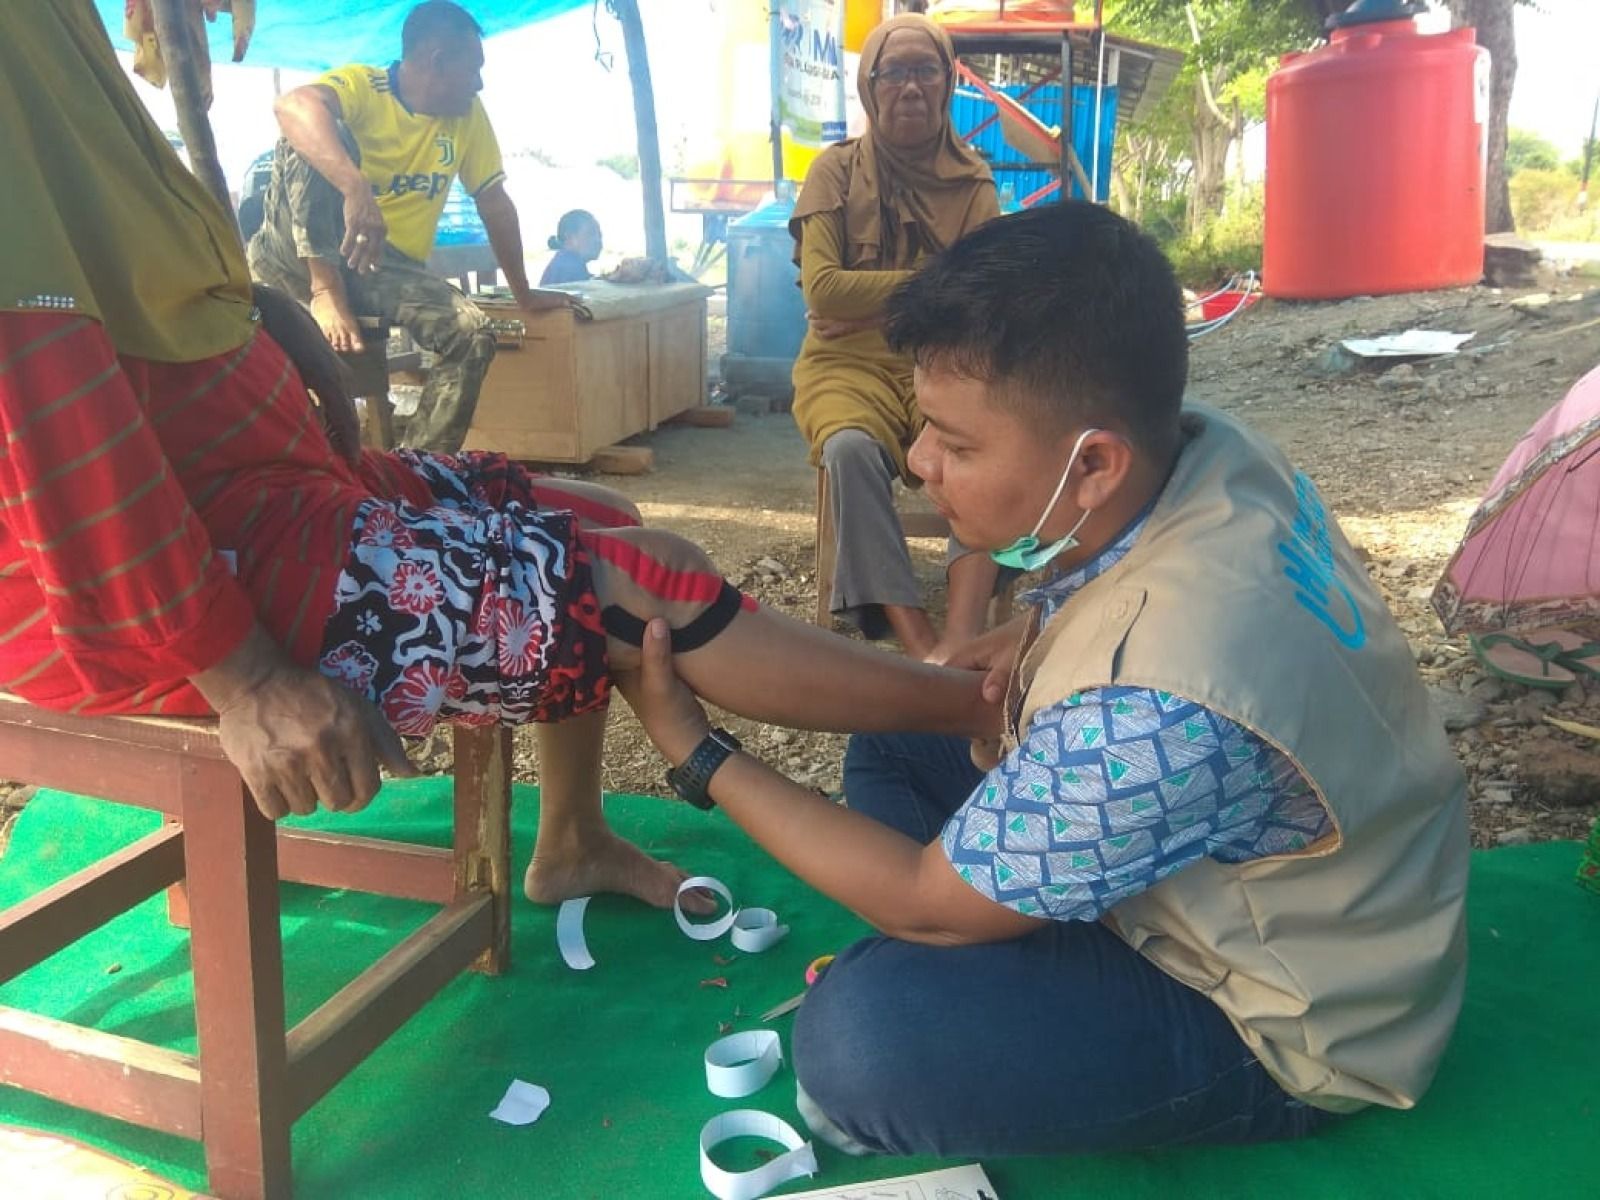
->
<box><xmin>148</xmin><ymin>0</ymin><xmax>234</xmax><ymax>221</ymax></box>
<box><xmin>612</xmin><ymin>0</ymin><xmax>668</xmax><ymax>262</ymax></box>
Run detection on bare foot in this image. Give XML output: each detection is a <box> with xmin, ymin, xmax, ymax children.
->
<box><xmin>524</xmin><ymin>827</ymin><xmax>717</xmax><ymax>912</ymax></box>
<box><xmin>309</xmin><ymin>290</ymin><xmax>365</xmax><ymax>353</ymax></box>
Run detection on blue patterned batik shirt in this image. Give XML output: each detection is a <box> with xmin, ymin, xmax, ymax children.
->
<box><xmin>941</xmin><ymin>513</ymin><xmax>1333</xmax><ymax>921</ymax></box>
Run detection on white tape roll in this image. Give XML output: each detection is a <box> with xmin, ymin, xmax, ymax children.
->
<box><xmin>674</xmin><ymin>875</ymin><xmax>738</xmax><ymax>941</ymax></box>
<box><xmin>729</xmin><ymin>907</ymin><xmax>789</xmax><ymax>954</ymax></box>
<box><xmin>556</xmin><ymin>896</ymin><xmax>595</xmax><ymax>970</ymax></box>
<box><xmin>698</xmin><ymin>1110</ymin><xmax>818</xmax><ymax>1200</ymax></box>
<box><xmin>704</xmin><ymin>1029</ymin><xmax>783</xmax><ymax>1099</ymax></box>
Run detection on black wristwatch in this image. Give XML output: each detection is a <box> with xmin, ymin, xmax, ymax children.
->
<box><xmin>666</xmin><ymin>728</ymin><xmax>742</xmax><ymax>810</ymax></box>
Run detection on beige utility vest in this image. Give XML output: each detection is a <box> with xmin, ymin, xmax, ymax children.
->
<box><xmin>1007</xmin><ymin>407</ymin><xmax>1468</xmax><ymax>1112</ymax></box>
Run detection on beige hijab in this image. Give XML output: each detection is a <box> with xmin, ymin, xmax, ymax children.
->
<box><xmin>790</xmin><ymin>13</ymin><xmax>997</xmax><ymax>269</ymax></box>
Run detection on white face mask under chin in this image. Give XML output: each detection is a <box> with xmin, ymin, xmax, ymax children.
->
<box><xmin>989</xmin><ymin>427</ymin><xmax>1101</xmax><ymax>572</ymax></box>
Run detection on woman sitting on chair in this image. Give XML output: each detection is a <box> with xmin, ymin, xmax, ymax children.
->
<box><xmin>790</xmin><ymin>13</ymin><xmax>1000</xmax><ymax>661</ymax></box>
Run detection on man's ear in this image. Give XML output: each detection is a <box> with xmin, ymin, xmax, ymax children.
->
<box><xmin>1074</xmin><ymin>432</ymin><xmax>1135</xmax><ymax>511</ymax></box>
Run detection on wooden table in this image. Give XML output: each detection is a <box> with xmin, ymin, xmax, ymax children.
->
<box><xmin>465</xmin><ymin>281</ymin><xmax>712</xmax><ymax>464</ymax></box>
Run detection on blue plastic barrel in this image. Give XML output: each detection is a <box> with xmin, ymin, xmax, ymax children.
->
<box><xmin>725</xmin><ymin>197</ymin><xmax>808</xmax><ymax>365</ymax></box>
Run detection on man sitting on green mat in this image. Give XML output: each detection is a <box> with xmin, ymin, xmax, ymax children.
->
<box><xmin>623</xmin><ymin>201</ymin><xmax>1471</xmax><ymax>1159</ymax></box>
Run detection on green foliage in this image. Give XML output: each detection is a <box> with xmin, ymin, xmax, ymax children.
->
<box><xmin>1508</xmin><ymin>168</ymin><xmax>1579</xmax><ymax>231</ymax></box>
<box><xmin>1109</xmin><ymin>0</ymin><xmax>1321</xmax><ymax>79</ymax></box>
<box><xmin>598</xmin><ymin>153</ymin><xmax>640</xmax><ymax>180</ymax></box>
<box><xmin>1161</xmin><ymin>182</ymin><xmax>1265</xmax><ymax>288</ymax></box>
<box><xmin>1507</xmin><ymin>128</ymin><xmax>1563</xmax><ymax>174</ymax></box>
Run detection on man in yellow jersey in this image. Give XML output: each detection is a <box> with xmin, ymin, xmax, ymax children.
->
<box><xmin>248</xmin><ymin>0</ymin><xmax>550</xmax><ymax>453</ymax></box>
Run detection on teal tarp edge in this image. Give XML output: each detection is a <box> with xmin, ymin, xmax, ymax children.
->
<box><xmin>93</xmin><ymin>0</ymin><xmax>591</xmax><ymax>74</ymax></box>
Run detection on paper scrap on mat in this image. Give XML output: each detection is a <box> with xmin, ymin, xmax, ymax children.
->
<box><xmin>556</xmin><ymin>896</ymin><xmax>595</xmax><ymax>970</ymax></box>
<box><xmin>777</xmin><ymin>1162</ymin><xmax>1000</xmax><ymax>1199</ymax></box>
<box><xmin>699</xmin><ymin>1109</ymin><xmax>817</xmax><ymax>1200</ymax></box>
<box><xmin>675</xmin><ymin>875</ymin><xmax>738</xmax><ymax>940</ymax></box>
<box><xmin>1340</xmin><ymin>329</ymin><xmax>1475</xmax><ymax>359</ymax></box>
<box><xmin>730</xmin><ymin>906</ymin><xmax>789</xmax><ymax>953</ymax></box>
<box><xmin>489</xmin><ymin>1079</ymin><xmax>550</xmax><ymax>1126</ymax></box>
<box><xmin>705</xmin><ymin>1029</ymin><xmax>784</xmax><ymax>1098</ymax></box>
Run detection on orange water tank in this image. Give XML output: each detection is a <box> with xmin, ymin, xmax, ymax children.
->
<box><xmin>1263</xmin><ymin>2</ymin><xmax>1489</xmax><ymax>300</ymax></box>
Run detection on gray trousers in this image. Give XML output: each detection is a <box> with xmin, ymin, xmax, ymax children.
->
<box><xmin>246</xmin><ymin>136</ymin><xmax>496</xmax><ymax>454</ymax></box>
<box><xmin>821</xmin><ymin>429</ymin><xmax>926</xmax><ymax>636</ymax></box>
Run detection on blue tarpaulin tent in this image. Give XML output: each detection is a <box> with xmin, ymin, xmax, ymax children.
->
<box><xmin>93</xmin><ymin>1</ymin><xmax>589</xmax><ymax>73</ymax></box>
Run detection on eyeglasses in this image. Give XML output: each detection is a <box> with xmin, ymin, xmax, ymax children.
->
<box><xmin>870</xmin><ymin>63</ymin><xmax>947</xmax><ymax>88</ymax></box>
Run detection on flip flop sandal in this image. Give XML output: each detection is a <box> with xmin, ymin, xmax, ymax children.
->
<box><xmin>1552</xmin><ymin>640</ymin><xmax>1600</xmax><ymax>679</ymax></box>
<box><xmin>1493</xmin><ymin>628</ymin><xmax>1600</xmax><ymax>681</ymax></box>
<box><xmin>1471</xmin><ymin>633</ymin><xmax>1577</xmax><ymax>691</ymax></box>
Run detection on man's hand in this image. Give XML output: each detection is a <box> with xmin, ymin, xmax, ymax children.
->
<box><xmin>942</xmin><ymin>616</ymin><xmax>1028</xmax><ymax>771</ymax></box>
<box><xmin>942</xmin><ymin>616</ymin><xmax>1027</xmax><ymax>705</ymax></box>
<box><xmin>515</xmin><ymin>289</ymin><xmax>572</xmax><ymax>314</ymax></box>
<box><xmin>808</xmin><ymin>313</ymin><xmax>880</xmax><ymax>340</ymax></box>
<box><xmin>340</xmin><ymin>187</ymin><xmax>387</xmax><ymax>273</ymax></box>
<box><xmin>619</xmin><ymin>618</ymin><xmax>713</xmax><ymax>769</ymax></box>
<box><xmin>194</xmin><ymin>628</ymin><xmax>417</xmax><ymax>820</ymax></box>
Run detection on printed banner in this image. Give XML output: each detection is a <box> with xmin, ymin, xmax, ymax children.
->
<box><xmin>778</xmin><ymin>0</ymin><xmax>847</xmax><ymax>150</ymax></box>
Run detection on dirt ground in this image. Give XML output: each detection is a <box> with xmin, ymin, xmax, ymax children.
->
<box><xmin>4</xmin><ymin>274</ymin><xmax>1600</xmax><ymax>856</ymax></box>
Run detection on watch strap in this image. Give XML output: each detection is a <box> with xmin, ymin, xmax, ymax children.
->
<box><xmin>667</xmin><ymin>728</ymin><xmax>741</xmax><ymax>810</ymax></box>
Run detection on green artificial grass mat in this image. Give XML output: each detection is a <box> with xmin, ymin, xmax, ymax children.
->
<box><xmin>0</xmin><ymin>780</ymin><xmax>1595</xmax><ymax>1199</ymax></box>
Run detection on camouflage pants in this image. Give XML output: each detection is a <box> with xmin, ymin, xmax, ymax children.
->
<box><xmin>246</xmin><ymin>137</ymin><xmax>496</xmax><ymax>454</ymax></box>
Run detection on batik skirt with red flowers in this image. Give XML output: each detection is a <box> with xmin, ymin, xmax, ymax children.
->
<box><xmin>316</xmin><ymin>456</ymin><xmax>610</xmax><ymax>734</ymax></box>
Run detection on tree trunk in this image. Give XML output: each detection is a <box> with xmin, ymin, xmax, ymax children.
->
<box><xmin>1447</xmin><ymin>0</ymin><xmax>1517</xmax><ymax>233</ymax></box>
<box><xmin>612</xmin><ymin>0</ymin><xmax>668</xmax><ymax>261</ymax></box>
<box><xmin>1187</xmin><ymin>71</ymin><xmax>1233</xmax><ymax>234</ymax></box>
<box><xmin>149</xmin><ymin>0</ymin><xmax>234</xmax><ymax>223</ymax></box>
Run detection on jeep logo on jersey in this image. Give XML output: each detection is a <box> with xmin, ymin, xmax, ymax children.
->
<box><xmin>374</xmin><ymin>172</ymin><xmax>452</xmax><ymax>199</ymax></box>
<box><xmin>435</xmin><ymin>137</ymin><xmax>455</xmax><ymax>167</ymax></box>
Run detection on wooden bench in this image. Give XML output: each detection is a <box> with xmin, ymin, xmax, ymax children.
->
<box><xmin>0</xmin><ymin>703</ymin><xmax>513</xmax><ymax>1200</ymax></box>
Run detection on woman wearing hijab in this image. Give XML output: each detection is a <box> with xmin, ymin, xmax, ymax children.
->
<box><xmin>790</xmin><ymin>13</ymin><xmax>1000</xmax><ymax>662</ymax></box>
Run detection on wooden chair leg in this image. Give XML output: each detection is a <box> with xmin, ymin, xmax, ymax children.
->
<box><xmin>814</xmin><ymin>468</ymin><xmax>837</xmax><ymax>628</ymax></box>
<box><xmin>452</xmin><ymin>724</ymin><xmax>512</xmax><ymax>975</ymax></box>
<box><xmin>164</xmin><ymin>817</ymin><xmax>191</xmax><ymax>929</ymax></box>
<box><xmin>358</xmin><ymin>392</ymin><xmax>396</xmax><ymax>451</ymax></box>
<box><xmin>182</xmin><ymin>764</ymin><xmax>292</xmax><ymax>1200</ymax></box>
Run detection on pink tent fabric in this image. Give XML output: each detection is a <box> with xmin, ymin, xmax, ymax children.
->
<box><xmin>1433</xmin><ymin>363</ymin><xmax>1600</xmax><ymax>637</ymax></box>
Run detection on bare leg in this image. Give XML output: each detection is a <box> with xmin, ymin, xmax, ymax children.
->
<box><xmin>521</xmin><ymin>488</ymin><xmax>693</xmax><ymax>909</ymax></box>
<box><xmin>588</xmin><ymin>529</ymin><xmax>998</xmax><ymax>740</ymax></box>
<box><xmin>524</xmin><ymin>708</ymin><xmax>706</xmax><ymax>909</ymax></box>
<box><xmin>883</xmin><ymin>604</ymin><xmax>939</xmax><ymax>661</ymax></box>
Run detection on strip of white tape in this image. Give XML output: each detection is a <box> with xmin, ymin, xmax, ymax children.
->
<box><xmin>704</xmin><ymin>1029</ymin><xmax>783</xmax><ymax>1099</ymax></box>
<box><xmin>729</xmin><ymin>907</ymin><xmax>789</xmax><ymax>954</ymax></box>
<box><xmin>699</xmin><ymin>1110</ymin><xmax>818</xmax><ymax>1200</ymax></box>
<box><xmin>556</xmin><ymin>896</ymin><xmax>595</xmax><ymax>970</ymax></box>
<box><xmin>674</xmin><ymin>875</ymin><xmax>738</xmax><ymax>941</ymax></box>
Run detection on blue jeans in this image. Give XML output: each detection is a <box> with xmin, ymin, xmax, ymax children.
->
<box><xmin>790</xmin><ymin>732</ymin><xmax>1341</xmax><ymax>1158</ymax></box>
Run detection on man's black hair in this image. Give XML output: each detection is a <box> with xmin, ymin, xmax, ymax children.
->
<box><xmin>402</xmin><ymin>1</ymin><xmax>483</xmax><ymax>58</ymax></box>
<box><xmin>885</xmin><ymin>201</ymin><xmax>1188</xmax><ymax>460</ymax></box>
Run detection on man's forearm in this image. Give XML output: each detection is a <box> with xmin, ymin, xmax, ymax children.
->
<box><xmin>710</xmin><ymin>753</ymin><xmax>931</xmax><ymax>932</ymax></box>
<box><xmin>275</xmin><ymin>89</ymin><xmax>367</xmax><ymax>198</ymax></box>
<box><xmin>476</xmin><ymin>188</ymin><xmax>533</xmax><ymax>303</ymax></box>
